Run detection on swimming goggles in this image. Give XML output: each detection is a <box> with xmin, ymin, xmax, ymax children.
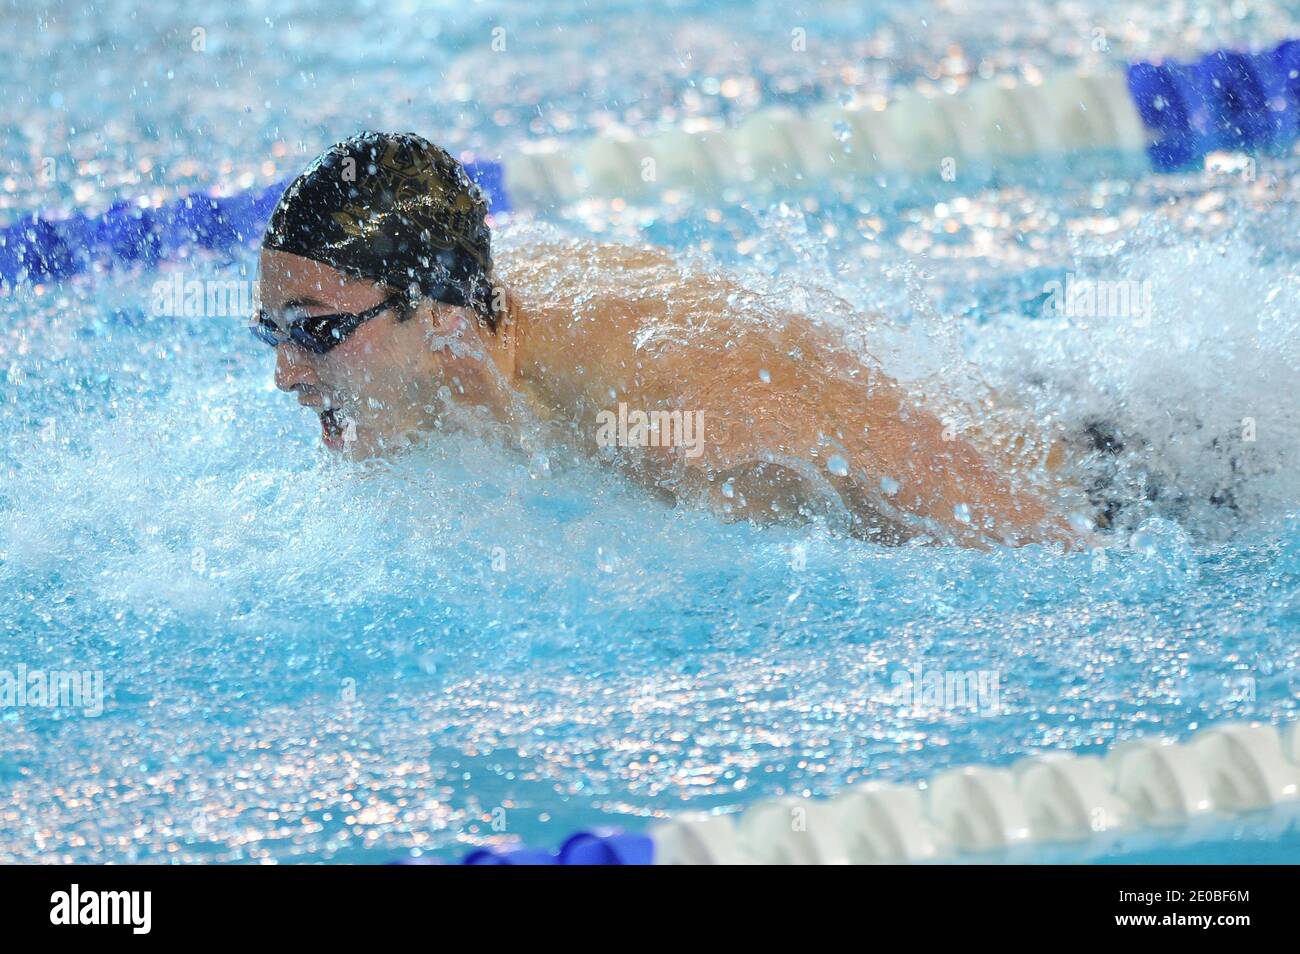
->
<box><xmin>249</xmin><ymin>294</ymin><xmax>403</xmax><ymax>355</ymax></box>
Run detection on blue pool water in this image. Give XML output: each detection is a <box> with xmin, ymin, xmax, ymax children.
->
<box><xmin>3</xmin><ymin>1</ymin><xmax>1300</xmax><ymax>862</ymax></box>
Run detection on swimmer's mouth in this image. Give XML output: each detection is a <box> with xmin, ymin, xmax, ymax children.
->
<box><xmin>320</xmin><ymin>408</ymin><xmax>347</xmax><ymax>450</ymax></box>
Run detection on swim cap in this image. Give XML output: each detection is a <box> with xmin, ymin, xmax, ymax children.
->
<box><xmin>262</xmin><ymin>131</ymin><xmax>497</xmax><ymax>328</ymax></box>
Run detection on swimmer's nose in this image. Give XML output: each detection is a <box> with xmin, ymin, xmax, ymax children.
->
<box><xmin>274</xmin><ymin>344</ymin><xmax>319</xmax><ymax>392</ymax></box>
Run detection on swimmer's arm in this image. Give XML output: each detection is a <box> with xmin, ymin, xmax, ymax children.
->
<box><xmin>585</xmin><ymin>246</ymin><xmax>1085</xmax><ymax>545</ymax></box>
<box><xmin>680</xmin><ymin>345</ymin><xmax>1084</xmax><ymax>548</ymax></box>
<box><xmin>840</xmin><ymin>373</ymin><xmax>1083</xmax><ymax>546</ymax></box>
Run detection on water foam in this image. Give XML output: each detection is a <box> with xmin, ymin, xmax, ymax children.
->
<box><xmin>965</xmin><ymin>228</ymin><xmax>1300</xmax><ymax>539</ymax></box>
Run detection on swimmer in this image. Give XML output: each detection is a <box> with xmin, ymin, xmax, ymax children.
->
<box><xmin>254</xmin><ymin>131</ymin><xmax>1087</xmax><ymax>548</ymax></box>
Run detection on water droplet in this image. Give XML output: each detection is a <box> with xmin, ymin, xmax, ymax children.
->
<box><xmin>758</xmin><ymin>368</ymin><xmax>771</xmax><ymax>383</ymax></box>
<box><xmin>953</xmin><ymin>502</ymin><xmax>972</xmax><ymax>524</ymax></box>
<box><xmin>528</xmin><ymin>452</ymin><xmax>551</xmax><ymax>479</ymax></box>
<box><xmin>720</xmin><ymin>479</ymin><xmax>735</xmax><ymax>499</ymax></box>
<box><xmin>827</xmin><ymin>454</ymin><xmax>849</xmax><ymax>477</ymax></box>
<box><xmin>881</xmin><ymin>476</ymin><xmax>900</xmax><ymax>495</ymax></box>
<box><xmin>1068</xmin><ymin>512</ymin><xmax>1094</xmax><ymax>534</ymax></box>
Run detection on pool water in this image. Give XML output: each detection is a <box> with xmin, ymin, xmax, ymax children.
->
<box><xmin>3</xmin><ymin>0</ymin><xmax>1300</xmax><ymax>862</ymax></box>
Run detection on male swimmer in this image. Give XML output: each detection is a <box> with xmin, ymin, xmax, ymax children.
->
<box><xmin>253</xmin><ymin>131</ymin><xmax>1086</xmax><ymax>548</ymax></box>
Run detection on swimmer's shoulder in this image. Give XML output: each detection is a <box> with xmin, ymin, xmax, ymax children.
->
<box><xmin>497</xmin><ymin>238</ymin><xmax>695</xmax><ymax>340</ymax></box>
<box><xmin>496</xmin><ymin>238</ymin><xmax>678</xmax><ymax>289</ymax></box>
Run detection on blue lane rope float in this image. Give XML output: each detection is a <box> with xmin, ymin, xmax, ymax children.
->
<box><xmin>386</xmin><ymin>828</ymin><xmax>657</xmax><ymax>865</ymax></box>
<box><xmin>7</xmin><ymin>39</ymin><xmax>1300</xmax><ymax>291</ymax></box>
<box><xmin>0</xmin><ymin>181</ymin><xmax>284</xmax><ymax>285</ymax></box>
<box><xmin>459</xmin><ymin>829</ymin><xmax>654</xmax><ymax>865</ymax></box>
<box><xmin>1127</xmin><ymin>39</ymin><xmax>1300</xmax><ymax>169</ymax></box>
<box><xmin>0</xmin><ymin>161</ymin><xmax>507</xmax><ymax>287</ymax></box>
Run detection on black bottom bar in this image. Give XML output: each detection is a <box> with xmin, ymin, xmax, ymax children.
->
<box><xmin>0</xmin><ymin>863</ymin><xmax>1291</xmax><ymax>941</ymax></box>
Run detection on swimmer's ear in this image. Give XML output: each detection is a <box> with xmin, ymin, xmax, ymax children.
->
<box><xmin>413</xmin><ymin>297</ymin><xmax>476</xmax><ymax>335</ymax></box>
<box><xmin>489</xmin><ymin>284</ymin><xmax>514</xmax><ymax>333</ymax></box>
<box><xmin>396</xmin><ymin>283</ymin><xmax>431</xmax><ymax>323</ymax></box>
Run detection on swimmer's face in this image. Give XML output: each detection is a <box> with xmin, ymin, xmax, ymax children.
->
<box><xmin>256</xmin><ymin>248</ymin><xmax>495</xmax><ymax>458</ymax></box>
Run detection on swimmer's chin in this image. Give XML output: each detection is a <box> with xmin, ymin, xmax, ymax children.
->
<box><xmin>319</xmin><ymin>421</ymin><xmax>430</xmax><ymax>461</ymax></box>
<box><xmin>316</xmin><ymin>407</ymin><xmax>391</xmax><ymax>459</ymax></box>
<box><xmin>321</xmin><ymin>432</ymin><xmax>379</xmax><ymax>460</ymax></box>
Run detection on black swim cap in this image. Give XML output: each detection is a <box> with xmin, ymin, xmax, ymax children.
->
<box><xmin>262</xmin><ymin>131</ymin><xmax>497</xmax><ymax>329</ymax></box>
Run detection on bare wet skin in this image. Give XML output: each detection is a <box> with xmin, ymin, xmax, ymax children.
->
<box><xmin>258</xmin><ymin>240</ymin><xmax>1088</xmax><ymax>549</ymax></box>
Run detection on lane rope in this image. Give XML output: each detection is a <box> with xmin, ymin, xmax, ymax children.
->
<box><xmin>6</xmin><ymin>40</ymin><xmax>1300</xmax><ymax>288</ymax></box>
<box><xmin>435</xmin><ymin>719</ymin><xmax>1300</xmax><ymax>864</ymax></box>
